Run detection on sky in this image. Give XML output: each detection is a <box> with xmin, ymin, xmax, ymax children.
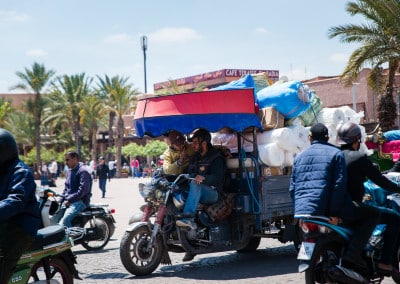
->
<box><xmin>0</xmin><ymin>0</ymin><xmax>363</xmax><ymax>94</ymax></box>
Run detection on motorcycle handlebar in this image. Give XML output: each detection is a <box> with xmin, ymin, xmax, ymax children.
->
<box><xmin>173</xmin><ymin>173</ymin><xmax>194</xmax><ymax>185</ymax></box>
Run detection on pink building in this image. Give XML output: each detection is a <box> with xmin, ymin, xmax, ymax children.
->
<box><xmin>303</xmin><ymin>68</ymin><xmax>388</xmax><ymax>124</ymax></box>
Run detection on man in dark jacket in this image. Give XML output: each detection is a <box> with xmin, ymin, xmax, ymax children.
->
<box><xmin>53</xmin><ymin>151</ymin><xmax>92</xmax><ymax>227</ymax></box>
<box><xmin>337</xmin><ymin>122</ymin><xmax>400</xmax><ymax>282</ymax></box>
<box><xmin>96</xmin><ymin>156</ymin><xmax>110</xmax><ymax>198</ymax></box>
<box><xmin>0</xmin><ymin>129</ymin><xmax>40</xmax><ymax>283</ymax></box>
<box><xmin>176</xmin><ymin>128</ymin><xmax>225</xmax><ymax>229</ymax></box>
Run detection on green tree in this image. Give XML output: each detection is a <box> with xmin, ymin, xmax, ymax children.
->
<box><xmin>48</xmin><ymin>73</ymin><xmax>92</xmax><ymax>155</ymax></box>
<box><xmin>80</xmin><ymin>94</ymin><xmax>107</xmax><ymax>162</ymax></box>
<box><xmin>0</xmin><ymin>98</ymin><xmax>12</xmax><ymax>128</ymax></box>
<box><xmin>10</xmin><ymin>62</ymin><xmax>56</xmax><ymax>167</ymax></box>
<box><xmin>96</xmin><ymin>75</ymin><xmax>140</xmax><ymax>177</ymax></box>
<box><xmin>143</xmin><ymin>140</ymin><xmax>168</xmax><ymax>157</ymax></box>
<box><xmin>157</xmin><ymin>79</ymin><xmax>206</xmax><ymax>95</ymax></box>
<box><xmin>328</xmin><ymin>0</ymin><xmax>400</xmax><ymax>131</ymax></box>
<box><xmin>4</xmin><ymin>111</ymin><xmax>35</xmax><ymax>155</ymax></box>
<box><xmin>122</xmin><ymin>142</ymin><xmax>144</xmax><ymax>158</ymax></box>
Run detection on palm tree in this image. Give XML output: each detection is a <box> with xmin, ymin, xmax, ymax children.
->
<box><xmin>158</xmin><ymin>79</ymin><xmax>207</xmax><ymax>95</ymax></box>
<box><xmin>10</xmin><ymin>62</ymin><xmax>56</xmax><ymax>167</ymax></box>
<box><xmin>48</xmin><ymin>73</ymin><xmax>92</xmax><ymax>155</ymax></box>
<box><xmin>328</xmin><ymin>0</ymin><xmax>400</xmax><ymax>131</ymax></box>
<box><xmin>0</xmin><ymin>98</ymin><xmax>12</xmax><ymax>128</ymax></box>
<box><xmin>4</xmin><ymin>111</ymin><xmax>35</xmax><ymax>156</ymax></box>
<box><xmin>80</xmin><ymin>94</ymin><xmax>107</xmax><ymax>162</ymax></box>
<box><xmin>96</xmin><ymin>75</ymin><xmax>139</xmax><ymax>177</ymax></box>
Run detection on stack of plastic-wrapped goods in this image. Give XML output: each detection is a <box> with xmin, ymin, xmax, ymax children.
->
<box><xmin>210</xmin><ymin>74</ymin><xmax>367</xmax><ymax>176</ymax></box>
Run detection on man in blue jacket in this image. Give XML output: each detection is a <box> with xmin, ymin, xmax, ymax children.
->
<box><xmin>290</xmin><ymin>123</ymin><xmax>380</xmax><ymax>281</ymax></box>
<box><xmin>290</xmin><ymin>123</ymin><xmax>354</xmax><ymax>222</ymax></box>
<box><xmin>0</xmin><ymin>129</ymin><xmax>40</xmax><ymax>283</ymax></box>
<box><xmin>53</xmin><ymin>151</ymin><xmax>92</xmax><ymax>227</ymax></box>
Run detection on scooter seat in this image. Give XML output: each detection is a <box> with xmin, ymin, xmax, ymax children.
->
<box><xmin>30</xmin><ymin>225</ymin><xmax>66</xmax><ymax>251</ymax></box>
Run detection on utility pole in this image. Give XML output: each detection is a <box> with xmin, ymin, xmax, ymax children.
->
<box><xmin>141</xmin><ymin>35</ymin><xmax>148</xmax><ymax>93</ymax></box>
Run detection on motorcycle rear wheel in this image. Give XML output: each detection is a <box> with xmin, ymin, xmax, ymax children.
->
<box><xmin>29</xmin><ymin>256</ymin><xmax>73</xmax><ymax>284</ymax></box>
<box><xmin>119</xmin><ymin>226</ymin><xmax>163</xmax><ymax>276</ymax></box>
<box><xmin>81</xmin><ymin>215</ymin><xmax>111</xmax><ymax>251</ymax></box>
<box><xmin>305</xmin><ymin>243</ymin><xmax>340</xmax><ymax>284</ymax></box>
<box><xmin>108</xmin><ymin>218</ymin><xmax>116</xmax><ymax>238</ymax></box>
<box><xmin>237</xmin><ymin>236</ymin><xmax>261</xmax><ymax>253</ymax></box>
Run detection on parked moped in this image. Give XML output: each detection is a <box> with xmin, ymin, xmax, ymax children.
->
<box><xmin>37</xmin><ymin>187</ymin><xmax>116</xmax><ymax>251</ymax></box>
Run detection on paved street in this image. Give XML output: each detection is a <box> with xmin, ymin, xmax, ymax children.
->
<box><xmin>45</xmin><ymin>177</ymin><xmax>393</xmax><ymax>284</ymax></box>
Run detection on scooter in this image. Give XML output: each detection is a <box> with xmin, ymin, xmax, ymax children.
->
<box><xmin>8</xmin><ymin>224</ymin><xmax>79</xmax><ymax>284</ymax></box>
<box><xmin>37</xmin><ymin>187</ymin><xmax>116</xmax><ymax>251</ymax></box>
<box><xmin>297</xmin><ymin>175</ymin><xmax>400</xmax><ymax>284</ymax></box>
<box><xmin>297</xmin><ymin>216</ymin><xmax>396</xmax><ymax>284</ymax></box>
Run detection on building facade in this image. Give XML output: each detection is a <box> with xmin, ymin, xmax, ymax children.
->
<box><xmin>154</xmin><ymin>68</ymin><xmax>280</xmax><ymax>94</ymax></box>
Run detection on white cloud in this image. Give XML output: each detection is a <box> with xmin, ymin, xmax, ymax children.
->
<box><xmin>149</xmin><ymin>27</ymin><xmax>202</xmax><ymax>43</ymax></box>
<box><xmin>103</xmin><ymin>33</ymin><xmax>132</xmax><ymax>44</ymax></box>
<box><xmin>0</xmin><ymin>11</ymin><xmax>29</xmax><ymax>23</ymax></box>
<box><xmin>26</xmin><ymin>49</ymin><xmax>47</xmax><ymax>57</ymax></box>
<box><xmin>253</xmin><ymin>27</ymin><xmax>269</xmax><ymax>34</ymax></box>
<box><xmin>329</xmin><ymin>52</ymin><xmax>349</xmax><ymax>63</ymax></box>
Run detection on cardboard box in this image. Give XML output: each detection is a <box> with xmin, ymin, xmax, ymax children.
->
<box><xmin>262</xmin><ymin>166</ymin><xmax>292</xmax><ymax>176</ymax></box>
<box><xmin>263</xmin><ymin>166</ymin><xmax>283</xmax><ymax>176</ymax></box>
<box><xmin>258</xmin><ymin>107</ymin><xmax>284</xmax><ymax>130</ymax></box>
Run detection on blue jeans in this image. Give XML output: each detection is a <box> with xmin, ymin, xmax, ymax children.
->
<box><xmin>53</xmin><ymin>200</ymin><xmax>87</xmax><ymax>227</ymax></box>
<box><xmin>99</xmin><ymin>178</ymin><xmax>107</xmax><ymax>197</ymax></box>
<box><xmin>131</xmin><ymin>167</ymin><xmax>137</xmax><ymax>177</ymax></box>
<box><xmin>183</xmin><ymin>180</ymin><xmax>219</xmax><ymax>216</ymax></box>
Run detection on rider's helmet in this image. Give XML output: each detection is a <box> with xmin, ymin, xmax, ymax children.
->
<box><xmin>336</xmin><ymin>122</ymin><xmax>362</xmax><ymax>145</ymax></box>
<box><xmin>0</xmin><ymin>128</ymin><xmax>18</xmax><ymax>167</ymax></box>
<box><xmin>190</xmin><ymin>128</ymin><xmax>211</xmax><ymax>144</ymax></box>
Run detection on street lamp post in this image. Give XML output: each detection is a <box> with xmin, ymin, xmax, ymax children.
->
<box><xmin>141</xmin><ymin>35</ymin><xmax>148</xmax><ymax>94</ymax></box>
<box><xmin>352</xmin><ymin>82</ymin><xmax>360</xmax><ymax>112</ymax></box>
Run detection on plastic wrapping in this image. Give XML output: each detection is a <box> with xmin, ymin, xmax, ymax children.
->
<box><xmin>298</xmin><ymin>92</ymin><xmax>323</xmax><ymax>126</ymax></box>
<box><xmin>258</xmin><ymin>142</ymin><xmax>285</xmax><ymax>167</ymax></box>
<box><xmin>256</xmin><ymin>81</ymin><xmax>311</xmax><ymax>119</ymax></box>
<box><xmin>256</xmin><ymin>128</ymin><xmax>298</xmax><ymax>152</ymax></box>
<box><xmin>316</xmin><ymin>107</ymin><xmax>346</xmax><ymax>126</ymax></box>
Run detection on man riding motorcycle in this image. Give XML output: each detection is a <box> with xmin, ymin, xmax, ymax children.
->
<box><xmin>336</xmin><ymin>122</ymin><xmax>400</xmax><ymax>282</ymax></box>
<box><xmin>0</xmin><ymin>128</ymin><xmax>41</xmax><ymax>283</ymax></box>
<box><xmin>176</xmin><ymin>128</ymin><xmax>225</xmax><ymax>229</ymax></box>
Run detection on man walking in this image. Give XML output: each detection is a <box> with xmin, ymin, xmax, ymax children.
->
<box><xmin>97</xmin><ymin>157</ymin><xmax>110</xmax><ymax>198</ymax></box>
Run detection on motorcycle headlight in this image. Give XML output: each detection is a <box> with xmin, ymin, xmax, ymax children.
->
<box><xmin>139</xmin><ymin>183</ymin><xmax>154</xmax><ymax>198</ymax></box>
<box><xmin>155</xmin><ymin>189</ymin><xmax>166</xmax><ymax>200</ymax></box>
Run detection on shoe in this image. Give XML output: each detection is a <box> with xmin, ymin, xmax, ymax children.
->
<box><xmin>377</xmin><ymin>263</ymin><xmax>400</xmax><ymax>283</ymax></box>
<box><xmin>182</xmin><ymin>252</ymin><xmax>196</xmax><ymax>262</ymax></box>
<box><xmin>176</xmin><ymin>219</ymin><xmax>196</xmax><ymax>230</ymax></box>
<box><xmin>343</xmin><ymin>253</ymin><xmax>368</xmax><ymax>275</ymax></box>
<box><xmin>392</xmin><ymin>269</ymin><xmax>400</xmax><ymax>284</ymax></box>
<box><xmin>328</xmin><ymin>265</ymin><xmax>366</xmax><ymax>284</ymax></box>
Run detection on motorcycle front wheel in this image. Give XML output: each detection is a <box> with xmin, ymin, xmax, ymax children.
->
<box><xmin>81</xmin><ymin>215</ymin><xmax>111</xmax><ymax>251</ymax></box>
<box><xmin>305</xmin><ymin>242</ymin><xmax>340</xmax><ymax>284</ymax></box>
<box><xmin>119</xmin><ymin>225</ymin><xmax>163</xmax><ymax>276</ymax></box>
<box><xmin>30</xmin><ymin>256</ymin><xmax>74</xmax><ymax>284</ymax></box>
